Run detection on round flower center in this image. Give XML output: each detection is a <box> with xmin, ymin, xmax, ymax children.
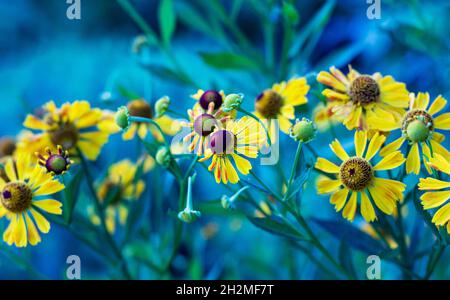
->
<box><xmin>49</xmin><ymin>123</ymin><xmax>79</xmax><ymax>150</ymax></box>
<box><xmin>210</xmin><ymin>130</ymin><xmax>236</xmax><ymax>154</ymax></box>
<box><xmin>1</xmin><ymin>182</ymin><xmax>33</xmax><ymax>213</ymax></box>
<box><xmin>45</xmin><ymin>155</ymin><xmax>70</xmax><ymax>175</ymax></box>
<box><xmin>199</xmin><ymin>90</ymin><xmax>223</xmax><ymax>110</ymax></box>
<box><xmin>255</xmin><ymin>90</ymin><xmax>284</xmax><ymax>118</ymax></box>
<box><xmin>340</xmin><ymin>157</ymin><xmax>373</xmax><ymax>191</ymax></box>
<box><xmin>0</xmin><ymin>138</ymin><xmax>16</xmax><ymax>157</ymax></box>
<box><xmin>127</xmin><ymin>99</ymin><xmax>153</xmax><ymax>119</ymax></box>
<box><xmin>349</xmin><ymin>76</ymin><xmax>380</xmax><ymax>105</ymax></box>
<box><xmin>193</xmin><ymin>114</ymin><xmax>217</xmax><ymax>137</ymax></box>
<box><xmin>401</xmin><ymin>110</ymin><xmax>433</xmax><ymax>143</ymax></box>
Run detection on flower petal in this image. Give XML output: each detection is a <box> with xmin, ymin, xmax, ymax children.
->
<box><xmin>361</xmin><ymin>191</ymin><xmax>377</xmax><ymax>222</ymax></box>
<box><xmin>315</xmin><ymin>157</ymin><xmax>340</xmax><ymax>174</ymax></box>
<box><xmin>373</xmin><ymin>151</ymin><xmax>405</xmax><ymax>171</ymax></box>
<box><xmin>30</xmin><ymin>208</ymin><xmax>51</xmax><ymax>233</ymax></box>
<box><xmin>33</xmin><ymin>180</ymin><xmax>65</xmax><ymax>197</ymax></box>
<box><xmin>330</xmin><ymin>188</ymin><xmax>349</xmax><ymax>212</ymax></box>
<box><xmin>428</xmin><ymin>95</ymin><xmax>447</xmax><ymax>116</ymax></box>
<box><xmin>431</xmin><ymin>203</ymin><xmax>450</xmax><ymax>226</ymax></box>
<box><xmin>420</xmin><ymin>191</ymin><xmax>450</xmax><ymax>209</ymax></box>
<box><xmin>434</xmin><ymin>113</ymin><xmax>450</xmax><ymax>130</ymax></box>
<box><xmin>365</xmin><ymin>133</ymin><xmax>387</xmax><ymax>161</ymax></box>
<box><xmin>317</xmin><ymin>177</ymin><xmax>342</xmax><ymax>194</ymax></box>
<box><xmin>330</xmin><ymin>139</ymin><xmax>349</xmax><ymax>162</ymax></box>
<box><xmin>354</xmin><ymin>131</ymin><xmax>367</xmax><ymax>157</ymax></box>
<box><xmin>419</xmin><ymin>177</ymin><xmax>450</xmax><ymax>190</ymax></box>
<box><xmin>406</xmin><ymin>143</ymin><xmax>420</xmax><ymax>174</ymax></box>
<box><xmin>32</xmin><ymin>199</ymin><xmax>63</xmax><ymax>215</ymax></box>
<box><xmin>342</xmin><ymin>191</ymin><xmax>357</xmax><ymax>221</ymax></box>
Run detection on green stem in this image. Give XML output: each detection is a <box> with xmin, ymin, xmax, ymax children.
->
<box><xmin>424</xmin><ymin>245</ymin><xmax>445</xmax><ymax>279</ymax></box>
<box><xmin>283</xmin><ymin>142</ymin><xmax>302</xmax><ymax>203</ymax></box>
<box><xmin>130</xmin><ymin>116</ymin><xmax>167</xmax><ymax>144</ymax></box>
<box><xmin>77</xmin><ymin>150</ymin><xmax>132</xmax><ymax>279</ymax></box>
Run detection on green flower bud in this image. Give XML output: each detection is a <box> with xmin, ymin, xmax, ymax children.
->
<box><xmin>155</xmin><ymin>147</ymin><xmax>172</xmax><ymax>167</ymax></box>
<box><xmin>177</xmin><ymin>208</ymin><xmax>201</xmax><ymax>223</ymax></box>
<box><xmin>406</xmin><ymin>120</ymin><xmax>431</xmax><ymax>143</ymax></box>
<box><xmin>222</xmin><ymin>93</ymin><xmax>244</xmax><ymax>112</ymax></box>
<box><xmin>115</xmin><ymin>106</ymin><xmax>130</xmax><ymax>131</ymax></box>
<box><xmin>221</xmin><ymin>186</ymin><xmax>249</xmax><ymax>210</ymax></box>
<box><xmin>289</xmin><ymin>118</ymin><xmax>317</xmax><ymax>143</ymax></box>
<box><xmin>154</xmin><ymin>96</ymin><xmax>170</xmax><ymax>117</ymax></box>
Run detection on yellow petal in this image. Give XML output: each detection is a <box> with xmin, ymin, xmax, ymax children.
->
<box><xmin>368</xmin><ymin>184</ymin><xmax>396</xmax><ymax>215</ymax></box>
<box><xmin>281</xmin><ymin>77</ymin><xmax>310</xmax><ymax>106</ymax></box>
<box><xmin>365</xmin><ymin>132</ymin><xmax>387</xmax><ymax>161</ymax></box>
<box><xmin>354</xmin><ymin>131</ymin><xmax>367</xmax><ymax>157</ymax></box>
<box><xmin>420</xmin><ymin>191</ymin><xmax>450</xmax><ymax>209</ymax></box>
<box><xmin>23</xmin><ymin>115</ymin><xmax>51</xmax><ymax>130</ymax></box>
<box><xmin>317</xmin><ymin>71</ymin><xmax>347</xmax><ymax>92</ymax></box>
<box><xmin>413</xmin><ymin>92</ymin><xmax>430</xmax><ymax>110</ymax></box>
<box><xmin>430</xmin><ymin>139</ymin><xmax>450</xmax><ymax>160</ymax></box>
<box><xmin>330</xmin><ymin>188</ymin><xmax>349</xmax><ymax>212</ymax></box>
<box><xmin>361</xmin><ymin>191</ymin><xmax>377</xmax><ymax>222</ymax></box>
<box><xmin>431</xmin><ymin>203</ymin><xmax>450</xmax><ymax>226</ymax></box>
<box><xmin>315</xmin><ymin>157</ymin><xmax>340</xmax><ymax>174</ymax></box>
<box><xmin>428</xmin><ymin>95</ymin><xmax>447</xmax><ymax>116</ymax></box>
<box><xmin>14</xmin><ymin>214</ymin><xmax>27</xmax><ymax>247</ymax></box>
<box><xmin>231</xmin><ymin>154</ymin><xmax>252</xmax><ymax>175</ymax></box>
<box><xmin>25</xmin><ymin>213</ymin><xmax>41</xmax><ymax>246</ymax></box>
<box><xmin>32</xmin><ymin>199</ymin><xmax>63</xmax><ymax>215</ymax></box>
<box><xmin>419</xmin><ymin>177</ymin><xmax>450</xmax><ymax>190</ymax></box>
<box><xmin>225</xmin><ymin>157</ymin><xmax>239</xmax><ymax>184</ymax></box>
<box><xmin>4</xmin><ymin>158</ymin><xmax>17</xmax><ymax>182</ymax></box>
<box><xmin>317</xmin><ymin>177</ymin><xmax>342</xmax><ymax>194</ymax></box>
<box><xmin>434</xmin><ymin>113</ymin><xmax>450</xmax><ymax>130</ymax></box>
<box><xmin>428</xmin><ymin>153</ymin><xmax>450</xmax><ymax>174</ymax></box>
<box><xmin>330</xmin><ymin>139</ymin><xmax>349</xmax><ymax>161</ymax></box>
<box><xmin>122</xmin><ymin>123</ymin><xmax>137</xmax><ymax>140</ymax></box>
<box><xmin>342</xmin><ymin>192</ymin><xmax>357</xmax><ymax>221</ymax></box>
<box><xmin>280</xmin><ymin>104</ymin><xmax>295</xmax><ymax>119</ymax></box>
<box><xmin>3</xmin><ymin>216</ymin><xmax>16</xmax><ymax>245</ymax></box>
<box><xmin>406</xmin><ymin>143</ymin><xmax>420</xmax><ymax>174</ymax></box>
<box><xmin>33</xmin><ymin>180</ymin><xmax>65</xmax><ymax>196</ymax></box>
<box><xmin>30</xmin><ymin>208</ymin><xmax>51</xmax><ymax>233</ymax></box>
<box><xmin>373</xmin><ymin>177</ymin><xmax>406</xmax><ymax>201</ymax></box>
<box><xmin>379</xmin><ymin>136</ymin><xmax>406</xmax><ymax>157</ymax></box>
<box><xmin>137</xmin><ymin>124</ymin><xmax>148</xmax><ymax>139</ymax></box>
<box><xmin>373</xmin><ymin>151</ymin><xmax>405</xmax><ymax>171</ymax></box>
<box><xmin>344</xmin><ymin>106</ymin><xmax>362</xmax><ymax>130</ymax></box>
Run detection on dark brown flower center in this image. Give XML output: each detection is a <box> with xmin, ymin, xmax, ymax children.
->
<box><xmin>127</xmin><ymin>99</ymin><xmax>153</xmax><ymax>119</ymax></box>
<box><xmin>255</xmin><ymin>90</ymin><xmax>284</xmax><ymax>118</ymax></box>
<box><xmin>210</xmin><ymin>130</ymin><xmax>236</xmax><ymax>154</ymax></box>
<box><xmin>349</xmin><ymin>76</ymin><xmax>380</xmax><ymax>106</ymax></box>
<box><xmin>49</xmin><ymin>123</ymin><xmax>79</xmax><ymax>150</ymax></box>
<box><xmin>199</xmin><ymin>90</ymin><xmax>223</xmax><ymax>110</ymax></box>
<box><xmin>340</xmin><ymin>157</ymin><xmax>373</xmax><ymax>191</ymax></box>
<box><xmin>1</xmin><ymin>182</ymin><xmax>33</xmax><ymax>213</ymax></box>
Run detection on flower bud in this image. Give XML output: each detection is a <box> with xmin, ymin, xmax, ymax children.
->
<box><xmin>178</xmin><ymin>208</ymin><xmax>201</xmax><ymax>223</ymax></box>
<box><xmin>289</xmin><ymin>118</ymin><xmax>317</xmax><ymax>143</ymax></box>
<box><xmin>115</xmin><ymin>106</ymin><xmax>130</xmax><ymax>131</ymax></box>
<box><xmin>154</xmin><ymin>96</ymin><xmax>170</xmax><ymax>117</ymax></box>
<box><xmin>155</xmin><ymin>147</ymin><xmax>172</xmax><ymax>167</ymax></box>
<box><xmin>222</xmin><ymin>93</ymin><xmax>243</xmax><ymax>112</ymax></box>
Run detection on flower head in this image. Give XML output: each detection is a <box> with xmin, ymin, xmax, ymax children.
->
<box><xmin>19</xmin><ymin>101</ymin><xmax>111</xmax><ymax>160</ymax></box>
<box><xmin>315</xmin><ymin>131</ymin><xmax>406</xmax><ymax>222</ymax></box>
<box><xmin>222</xmin><ymin>93</ymin><xmax>244</xmax><ymax>113</ymax></box>
<box><xmin>254</xmin><ymin>77</ymin><xmax>310</xmax><ymax>134</ymax></box>
<box><xmin>115</xmin><ymin>106</ymin><xmax>131</xmax><ymax>131</ymax></box>
<box><xmin>379</xmin><ymin>93</ymin><xmax>450</xmax><ymax>174</ymax></box>
<box><xmin>419</xmin><ymin>154</ymin><xmax>450</xmax><ymax>234</ymax></box>
<box><xmin>200</xmin><ymin>116</ymin><xmax>264</xmax><ymax>184</ymax></box>
<box><xmin>154</xmin><ymin>96</ymin><xmax>170</xmax><ymax>117</ymax></box>
<box><xmin>317</xmin><ymin>66</ymin><xmax>409</xmax><ymax>130</ymax></box>
<box><xmin>0</xmin><ymin>155</ymin><xmax>65</xmax><ymax>247</ymax></box>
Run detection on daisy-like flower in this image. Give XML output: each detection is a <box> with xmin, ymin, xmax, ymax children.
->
<box><xmin>315</xmin><ymin>131</ymin><xmax>406</xmax><ymax>222</ymax></box>
<box><xmin>317</xmin><ymin>66</ymin><xmax>409</xmax><ymax>130</ymax></box>
<box><xmin>121</xmin><ymin>98</ymin><xmax>180</xmax><ymax>141</ymax></box>
<box><xmin>0</xmin><ymin>155</ymin><xmax>64</xmax><ymax>247</ymax></box>
<box><xmin>199</xmin><ymin>116</ymin><xmax>264</xmax><ymax>184</ymax></box>
<box><xmin>89</xmin><ymin>159</ymin><xmax>149</xmax><ymax>233</ymax></box>
<box><xmin>379</xmin><ymin>93</ymin><xmax>450</xmax><ymax>175</ymax></box>
<box><xmin>253</xmin><ymin>77</ymin><xmax>310</xmax><ymax>134</ymax></box>
<box><xmin>19</xmin><ymin>100</ymin><xmax>111</xmax><ymax>160</ymax></box>
<box><xmin>418</xmin><ymin>154</ymin><xmax>450</xmax><ymax>234</ymax></box>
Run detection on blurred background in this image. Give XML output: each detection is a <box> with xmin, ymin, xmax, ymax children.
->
<box><xmin>0</xmin><ymin>0</ymin><xmax>449</xmax><ymax>279</ymax></box>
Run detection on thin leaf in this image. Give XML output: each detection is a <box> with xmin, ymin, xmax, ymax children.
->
<box><xmin>312</xmin><ymin>218</ymin><xmax>385</xmax><ymax>254</ymax></box>
<box><xmin>199</xmin><ymin>52</ymin><xmax>259</xmax><ymax>70</ymax></box>
<box><xmin>158</xmin><ymin>0</ymin><xmax>176</xmax><ymax>46</ymax></box>
<box><xmin>248</xmin><ymin>215</ymin><xmax>306</xmax><ymax>241</ymax></box>
<box><xmin>63</xmin><ymin>167</ymin><xmax>84</xmax><ymax>224</ymax></box>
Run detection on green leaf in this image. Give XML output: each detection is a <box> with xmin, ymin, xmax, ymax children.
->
<box><xmin>248</xmin><ymin>215</ymin><xmax>306</xmax><ymax>241</ymax></box>
<box><xmin>312</xmin><ymin>218</ymin><xmax>385</xmax><ymax>254</ymax></box>
<box><xmin>288</xmin><ymin>0</ymin><xmax>336</xmax><ymax>58</ymax></box>
<box><xmin>62</xmin><ymin>167</ymin><xmax>84</xmax><ymax>224</ymax></box>
<box><xmin>158</xmin><ymin>0</ymin><xmax>176</xmax><ymax>46</ymax></box>
<box><xmin>282</xmin><ymin>1</ymin><xmax>299</xmax><ymax>25</ymax></box>
<box><xmin>116</xmin><ymin>84</ymin><xmax>141</xmax><ymax>100</ymax></box>
<box><xmin>199</xmin><ymin>52</ymin><xmax>259</xmax><ymax>70</ymax></box>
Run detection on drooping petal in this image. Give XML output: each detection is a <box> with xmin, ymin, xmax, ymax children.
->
<box><xmin>361</xmin><ymin>191</ymin><xmax>377</xmax><ymax>222</ymax></box>
<box><xmin>368</xmin><ymin>184</ymin><xmax>396</xmax><ymax>215</ymax></box>
<box><xmin>379</xmin><ymin>136</ymin><xmax>406</xmax><ymax>157</ymax></box>
<box><xmin>32</xmin><ymin>199</ymin><xmax>63</xmax><ymax>215</ymax></box>
<box><xmin>231</xmin><ymin>154</ymin><xmax>252</xmax><ymax>175</ymax></box>
<box><xmin>342</xmin><ymin>191</ymin><xmax>357</xmax><ymax>221</ymax></box>
<box><xmin>427</xmin><ymin>153</ymin><xmax>450</xmax><ymax>174</ymax></box>
<box><xmin>30</xmin><ymin>208</ymin><xmax>51</xmax><ymax>233</ymax></box>
<box><xmin>431</xmin><ymin>203</ymin><xmax>450</xmax><ymax>226</ymax></box>
<box><xmin>24</xmin><ymin>213</ymin><xmax>41</xmax><ymax>246</ymax></box>
<box><xmin>317</xmin><ymin>177</ymin><xmax>342</xmax><ymax>194</ymax></box>
<box><xmin>330</xmin><ymin>188</ymin><xmax>349</xmax><ymax>212</ymax></box>
<box><xmin>14</xmin><ymin>214</ymin><xmax>27</xmax><ymax>248</ymax></box>
<box><xmin>428</xmin><ymin>95</ymin><xmax>447</xmax><ymax>116</ymax></box>
<box><xmin>420</xmin><ymin>191</ymin><xmax>450</xmax><ymax>209</ymax></box>
<box><xmin>406</xmin><ymin>143</ymin><xmax>420</xmax><ymax>174</ymax></box>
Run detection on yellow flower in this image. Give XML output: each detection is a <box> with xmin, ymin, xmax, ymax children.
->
<box><xmin>315</xmin><ymin>131</ymin><xmax>406</xmax><ymax>222</ymax></box>
<box><xmin>253</xmin><ymin>77</ymin><xmax>309</xmax><ymax>134</ymax></box>
<box><xmin>36</xmin><ymin>146</ymin><xmax>72</xmax><ymax>175</ymax></box>
<box><xmin>379</xmin><ymin>93</ymin><xmax>450</xmax><ymax>175</ymax></box>
<box><xmin>122</xmin><ymin>98</ymin><xmax>181</xmax><ymax>141</ymax></box>
<box><xmin>200</xmin><ymin>116</ymin><xmax>264</xmax><ymax>184</ymax></box>
<box><xmin>0</xmin><ymin>155</ymin><xmax>64</xmax><ymax>247</ymax></box>
<box><xmin>90</xmin><ymin>159</ymin><xmax>148</xmax><ymax>233</ymax></box>
<box><xmin>317</xmin><ymin>66</ymin><xmax>409</xmax><ymax>130</ymax></box>
<box><xmin>20</xmin><ymin>100</ymin><xmax>111</xmax><ymax>160</ymax></box>
<box><xmin>419</xmin><ymin>154</ymin><xmax>450</xmax><ymax>234</ymax></box>
<box><xmin>313</xmin><ymin>102</ymin><xmax>340</xmax><ymax>132</ymax></box>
